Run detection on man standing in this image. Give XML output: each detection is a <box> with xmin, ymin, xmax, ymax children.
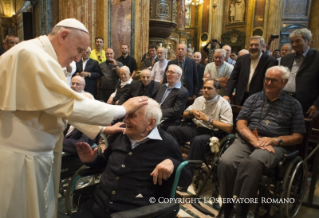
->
<box><xmin>281</xmin><ymin>28</ymin><xmax>319</xmax><ymax>118</ymax></box>
<box><xmin>155</xmin><ymin>65</ymin><xmax>189</xmax><ymax>130</ymax></box>
<box><xmin>116</xmin><ymin>44</ymin><xmax>138</xmax><ymax>78</ymax></box>
<box><xmin>167</xmin><ymin>79</ymin><xmax>233</xmax><ymax>161</ymax></box>
<box><xmin>151</xmin><ymin>47</ymin><xmax>168</xmax><ymax>83</ymax></box>
<box><xmin>193</xmin><ymin>52</ymin><xmax>205</xmax><ymax>90</ymax></box>
<box><xmin>163</xmin><ymin>44</ymin><xmax>198</xmax><ymax>98</ymax></box>
<box><xmin>99</xmin><ymin>48</ymin><xmax>123</xmax><ymax>102</ymax></box>
<box><xmin>204</xmin><ymin>49</ymin><xmax>234</xmax><ymax>96</ymax></box>
<box><xmin>90</xmin><ymin>37</ymin><xmax>106</xmax><ymax>64</ymax></box>
<box><xmin>222</xmin><ymin>44</ymin><xmax>236</xmax><ymax>66</ymax></box>
<box><xmin>75</xmin><ymin>47</ymin><xmax>100</xmax><ymax>97</ymax></box>
<box><xmin>217</xmin><ymin>66</ymin><xmax>305</xmax><ymax>218</ymax></box>
<box><xmin>224</xmin><ymin>36</ymin><xmax>278</xmax><ymax>105</ymax></box>
<box><xmin>0</xmin><ymin>18</ymin><xmax>146</xmax><ymax>218</ymax></box>
<box><xmin>142</xmin><ymin>45</ymin><xmax>158</xmax><ymax>70</ymax></box>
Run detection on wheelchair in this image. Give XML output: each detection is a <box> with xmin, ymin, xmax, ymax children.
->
<box><xmin>64</xmin><ymin>160</ymin><xmax>202</xmax><ymax>218</ymax></box>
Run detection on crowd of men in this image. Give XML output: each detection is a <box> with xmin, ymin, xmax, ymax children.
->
<box><xmin>0</xmin><ymin>18</ymin><xmax>318</xmax><ymax>218</ymax></box>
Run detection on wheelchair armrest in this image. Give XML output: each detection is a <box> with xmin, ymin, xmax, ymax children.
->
<box><xmin>78</xmin><ymin>167</ymin><xmax>104</xmax><ymax>177</ymax></box>
<box><xmin>283</xmin><ymin>150</ymin><xmax>299</xmax><ymax>159</ymax></box>
<box><xmin>111</xmin><ymin>202</ymin><xmax>180</xmax><ymax>218</ymax></box>
<box><xmin>219</xmin><ymin>134</ymin><xmax>236</xmax><ymax>147</ymax></box>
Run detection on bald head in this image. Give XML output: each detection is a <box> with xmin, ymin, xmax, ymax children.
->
<box><xmin>71</xmin><ymin>76</ymin><xmax>86</xmax><ymax>93</ymax></box>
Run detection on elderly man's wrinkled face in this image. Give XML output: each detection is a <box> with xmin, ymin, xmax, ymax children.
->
<box><xmin>193</xmin><ymin>53</ymin><xmax>201</xmax><ymax>64</ymax></box>
<box><xmin>141</xmin><ymin>71</ymin><xmax>152</xmax><ymax>86</ymax></box>
<box><xmin>120</xmin><ymin>69</ymin><xmax>130</xmax><ymax>82</ymax></box>
<box><xmin>157</xmin><ymin>48</ymin><xmax>166</xmax><ymax>61</ymax></box>
<box><xmin>264</xmin><ymin>69</ymin><xmax>287</xmax><ymax>96</ymax></box>
<box><xmin>166</xmin><ymin>66</ymin><xmax>181</xmax><ymax>86</ymax></box>
<box><xmin>222</xmin><ymin>45</ymin><xmax>231</xmax><ymax>59</ymax></box>
<box><xmin>249</xmin><ymin>39</ymin><xmax>263</xmax><ymax>59</ymax></box>
<box><xmin>280</xmin><ymin>45</ymin><xmax>292</xmax><ymax>57</ymax></box>
<box><xmin>82</xmin><ymin>47</ymin><xmax>91</xmax><ymax>60</ymax></box>
<box><xmin>60</xmin><ymin>30</ymin><xmax>90</xmax><ymax>67</ymax></box>
<box><xmin>95</xmin><ymin>38</ymin><xmax>104</xmax><ymax>50</ymax></box>
<box><xmin>123</xmin><ymin>105</ymin><xmax>154</xmax><ymax>140</ymax></box>
<box><xmin>71</xmin><ymin>76</ymin><xmax>85</xmax><ymax>93</ymax></box>
<box><xmin>105</xmin><ymin>48</ymin><xmax>114</xmax><ymax>59</ymax></box>
<box><xmin>177</xmin><ymin>44</ymin><xmax>187</xmax><ymax>58</ymax></box>
<box><xmin>5</xmin><ymin>36</ymin><xmax>19</xmax><ymax>50</ymax></box>
<box><xmin>213</xmin><ymin>52</ymin><xmax>225</xmax><ymax>67</ymax></box>
<box><xmin>290</xmin><ymin>35</ymin><xmax>310</xmax><ymax>56</ymax></box>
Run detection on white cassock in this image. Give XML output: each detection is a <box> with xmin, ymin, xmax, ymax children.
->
<box><xmin>0</xmin><ymin>35</ymin><xmax>123</xmax><ymax>218</ymax></box>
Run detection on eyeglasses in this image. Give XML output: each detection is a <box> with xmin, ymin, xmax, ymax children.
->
<box><xmin>71</xmin><ymin>82</ymin><xmax>84</xmax><ymax>86</ymax></box>
<box><xmin>166</xmin><ymin>70</ymin><xmax>176</xmax><ymax>75</ymax></box>
<box><xmin>264</xmin><ymin>78</ymin><xmax>283</xmax><ymax>83</ymax></box>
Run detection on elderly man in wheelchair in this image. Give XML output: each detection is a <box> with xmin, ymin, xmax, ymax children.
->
<box><xmin>71</xmin><ymin>98</ymin><xmax>193</xmax><ymax>218</ymax></box>
<box><xmin>217</xmin><ymin>66</ymin><xmax>306</xmax><ymax>218</ymax></box>
<box><xmin>166</xmin><ymin>78</ymin><xmax>233</xmax><ymax>167</ymax></box>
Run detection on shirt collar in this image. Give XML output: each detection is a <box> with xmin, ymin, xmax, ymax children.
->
<box><xmin>165</xmin><ymin>81</ymin><xmax>182</xmax><ymax>89</ymax></box>
<box><xmin>295</xmin><ymin>47</ymin><xmax>310</xmax><ymax>58</ymax></box>
<box><xmin>120</xmin><ymin>78</ymin><xmax>133</xmax><ymax>86</ymax></box>
<box><xmin>128</xmin><ymin>126</ymin><xmax>162</xmax><ymax>149</ymax></box>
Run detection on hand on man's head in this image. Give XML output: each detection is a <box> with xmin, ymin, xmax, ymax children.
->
<box><xmin>122</xmin><ymin>96</ymin><xmax>148</xmax><ymax>115</ymax></box>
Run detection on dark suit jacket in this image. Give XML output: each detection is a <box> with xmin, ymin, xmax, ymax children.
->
<box><xmin>163</xmin><ymin>57</ymin><xmax>198</xmax><ymax>97</ymax></box>
<box><xmin>224</xmin><ymin>52</ymin><xmax>278</xmax><ymax>105</ymax></box>
<box><xmin>281</xmin><ymin>48</ymin><xmax>319</xmax><ymax>114</ymax></box>
<box><xmin>118</xmin><ymin>80</ymin><xmax>160</xmax><ymax>104</ymax></box>
<box><xmin>63</xmin><ymin>126</ymin><xmax>95</xmax><ymax>155</ymax></box>
<box><xmin>197</xmin><ymin>63</ymin><xmax>205</xmax><ymax>90</ymax></box>
<box><xmin>155</xmin><ymin>84</ymin><xmax>189</xmax><ymax>119</ymax></box>
<box><xmin>142</xmin><ymin>57</ymin><xmax>159</xmax><ymax>70</ymax></box>
<box><xmin>75</xmin><ymin>58</ymin><xmax>100</xmax><ymax>96</ymax></box>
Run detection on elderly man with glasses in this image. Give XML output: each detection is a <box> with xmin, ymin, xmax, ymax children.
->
<box><xmin>155</xmin><ymin>64</ymin><xmax>189</xmax><ymax>130</ymax></box>
<box><xmin>217</xmin><ymin>66</ymin><xmax>306</xmax><ymax>218</ymax></box>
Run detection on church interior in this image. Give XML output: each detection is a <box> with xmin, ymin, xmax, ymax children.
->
<box><xmin>1</xmin><ymin>0</ymin><xmax>319</xmax><ymax>218</ymax></box>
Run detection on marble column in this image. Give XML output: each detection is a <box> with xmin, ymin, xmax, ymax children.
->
<box><xmin>310</xmin><ymin>0</ymin><xmax>319</xmax><ymax>49</ymax></box>
<box><xmin>210</xmin><ymin>0</ymin><xmax>223</xmax><ymax>41</ymax></box>
<box><xmin>96</xmin><ymin>0</ymin><xmax>109</xmax><ymax>46</ymax></box>
<box><xmin>40</xmin><ymin>0</ymin><xmax>53</xmax><ymax>35</ymax></box>
<box><xmin>245</xmin><ymin>0</ymin><xmax>256</xmax><ymax>46</ymax></box>
<box><xmin>266</xmin><ymin>0</ymin><xmax>282</xmax><ymax>50</ymax></box>
<box><xmin>177</xmin><ymin>0</ymin><xmax>185</xmax><ymax>30</ymax></box>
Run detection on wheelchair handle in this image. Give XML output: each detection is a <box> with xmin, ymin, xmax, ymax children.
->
<box><xmin>170</xmin><ymin>160</ymin><xmax>202</xmax><ymax>198</ymax></box>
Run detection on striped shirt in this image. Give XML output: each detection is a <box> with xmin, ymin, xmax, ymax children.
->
<box><xmin>237</xmin><ymin>91</ymin><xmax>306</xmax><ymax>137</ymax></box>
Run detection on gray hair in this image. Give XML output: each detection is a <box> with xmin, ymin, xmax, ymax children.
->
<box><xmin>145</xmin><ymin>98</ymin><xmax>162</xmax><ymax>125</ymax></box>
<box><xmin>72</xmin><ymin>75</ymin><xmax>86</xmax><ymax>85</ymax></box>
<box><xmin>157</xmin><ymin>47</ymin><xmax>167</xmax><ymax>54</ymax></box>
<box><xmin>249</xmin><ymin>36</ymin><xmax>265</xmax><ymax>45</ymax></box>
<box><xmin>214</xmin><ymin>49</ymin><xmax>226</xmax><ymax>57</ymax></box>
<box><xmin>266</xmin><ymin>66</ymin><xmax>290</xmax><ymax>81</ymax></box>
<box><xmin>168</xmin><ymin>64</ymin><xmax>183</xmax><ymax>76</ymax></box>
<box><xmin>194</xmin><ymin>52</ymin><xmax>202</xmax><ymax>59</ymax></box>
<box><xmin>238</xmin><ymin>49</ymin><xmax>249</xmax><ymax>56</ymax></box>
<box><xmin>120</xmin><ymin>66</ymin><xmax>131</xmax><ymax>75</ymax></box>
<box><xmin>289</xmin><ymin>28</ymin><xmax>312</xmax><ymax>41</ymax></box>
<box><xmin>141</xmin><ymin>68</ymin><xmax>152</xmax><ymax>78</ymax></box>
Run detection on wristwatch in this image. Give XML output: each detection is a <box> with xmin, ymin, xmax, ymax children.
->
<box><xmin>278</xmin><ymin>138</ymin><xmax>283</xmax><ymax>147</ymax></box>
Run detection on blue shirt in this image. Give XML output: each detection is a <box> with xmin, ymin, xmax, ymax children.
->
<box><xmin>237</xmin><ymin>91</ymin><xmax>306</xmax><ymax>137</ymax></box>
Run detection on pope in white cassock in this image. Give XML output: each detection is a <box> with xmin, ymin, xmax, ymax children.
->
<box><xmin>0</xmin><ymin>19</ymin><xmax>147</xmax><ymax>218</ymax></box>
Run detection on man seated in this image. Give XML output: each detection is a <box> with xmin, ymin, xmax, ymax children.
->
<box><xmin>217</xmin><ymin>66</ymin><xmax>306</xmax><ymax>218</ymax></box>
<box><xmin>63</xmin><ymin>81</ymin><xmax>97</xmax><ymax>154</ymax></box>
<box><xmin>167</xmin><ymin>79</ymin><xmax>233</xmax><ymax>162</ymax></box>
<box><xmin>155</xmin><ymin>64</ymin><xmax>189</xmax><ymax>131</ymax></box>
<box><xmin>118</xmin><ymin>69</ymin><xmax>160</xmax><ymax>104</ymax></box>
<box><xmin>72</xmin><ymin>98</ymin><xmax>192</xmax><ymax>218</ymax></box>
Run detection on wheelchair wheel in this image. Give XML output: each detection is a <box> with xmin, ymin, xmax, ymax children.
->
<box><xmin>279</xmin><ymin>156</ymin><xmax>307</xmax><ymax>218</ymax></box>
